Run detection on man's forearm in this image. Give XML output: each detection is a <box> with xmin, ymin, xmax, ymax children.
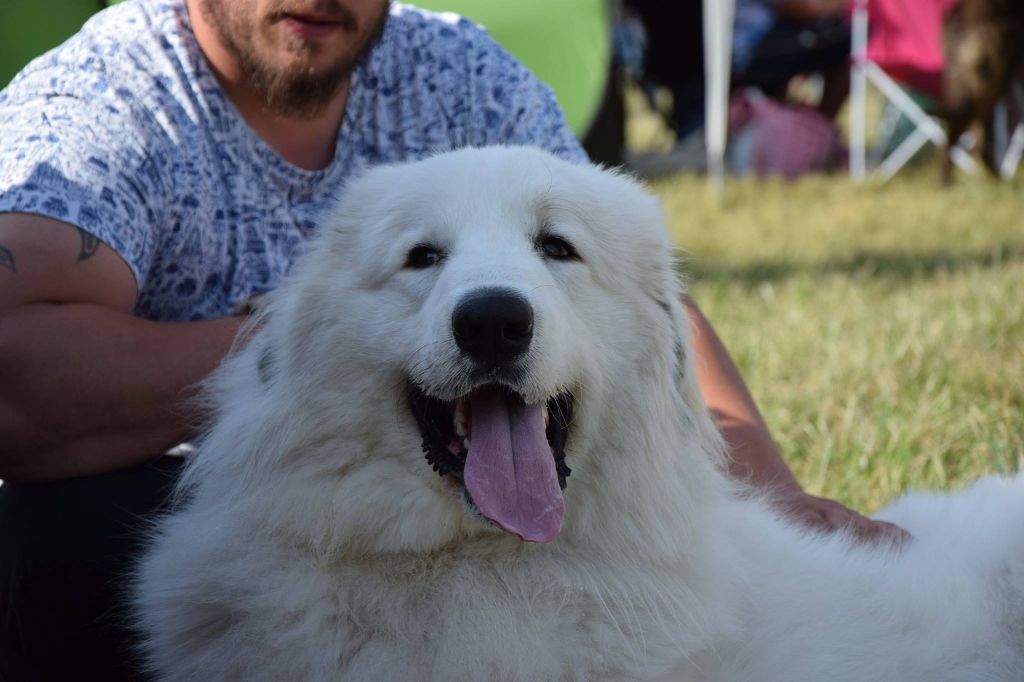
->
<box><xmin>0</xmin><ymin>302</ymin><xmax>246</xmax><ymax>481</ymax></box>
<box><xmin>776</xmin><ymin>0</ymin><xmax>849</xmax><ymax>22</ymax></box>
<box><xmin>681</xmin><ymin>296</ymin><xmax>801</xmax><ymax>492</ymax></box>
<box><xmin>682</xmin><ymin>297</ymin><xmax>912</xmax><ymax>541</ymax></box>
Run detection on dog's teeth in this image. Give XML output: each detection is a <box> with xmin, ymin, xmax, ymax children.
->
<box><xmin>454</xmin><ymin>402</ymin><xmax>468</xmax><ymax>437</ymax></box>
<box><xmin>544</xmin><ymin>409</ymin><xmax>550</xmax><ymax>428</ymax></box>
<box><xmin>463</xmin><ymin>438</ymin><xmax>470</xmax><ymax>451</ymax></box>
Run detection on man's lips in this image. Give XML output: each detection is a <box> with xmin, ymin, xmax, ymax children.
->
<box><xmin>280</xmin><ymin>13</ymin><xmax>346</xmax><ymax>40</ymax></box>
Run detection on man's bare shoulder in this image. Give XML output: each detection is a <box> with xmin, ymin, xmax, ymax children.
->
<box><xmin>0</xmin><ymin>213</ymin><xmax>136</xmax><ymax>312</ymax></box>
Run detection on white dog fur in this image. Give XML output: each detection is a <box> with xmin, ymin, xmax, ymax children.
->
<box><xmin>135</xmin><ymin>146</ymin><xmax>1024</xmax><ymax>681</ymax></box>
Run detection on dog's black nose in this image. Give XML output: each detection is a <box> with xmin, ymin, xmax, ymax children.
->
<box><xmin>452</xmin><ymin>289</ymin><xmax>534</xmax><ymax>364</ymax></box>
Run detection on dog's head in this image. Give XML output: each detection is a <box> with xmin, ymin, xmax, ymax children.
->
<box><xmin>198</xmin><ymin>146</ymin><xmax>717</xmax><ymax>555</ymax></box>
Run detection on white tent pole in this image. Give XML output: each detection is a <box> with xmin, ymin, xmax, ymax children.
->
<box><xmin>704</xmin><ymin>0</ymin><xmax>735</xmax><ymax>192</ymax></box>
<box><xmin>850</xmin><ymin>0</ymin><xmax>869</xmax><ymax>181</ymax></box>
<box><xmin>1000</xmin><ymin>82</ymin><xmax>1024</xmax><ymax>179</ymax></box>
<box><xmin>999</xmin><ymin>123</ymin><xmax>1024</xmax><ymax>179</ymax></box>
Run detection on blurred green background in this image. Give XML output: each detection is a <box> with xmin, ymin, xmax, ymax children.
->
<box><xmin>0</xmin><ymin>1</ymin><xmax>117</xmax><ymax>87</ymax></box>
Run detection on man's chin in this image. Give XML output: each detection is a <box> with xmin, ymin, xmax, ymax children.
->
<box><xmin>245</xmin><ymin>2</ymin><xmax>389</xmax><ymax>116</ymax></box>
<box><xmin>259</xmin><ymin>71</ymin><xmax>348</xmax><ymax>118</ymax></box>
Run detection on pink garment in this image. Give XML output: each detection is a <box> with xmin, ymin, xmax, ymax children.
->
<box><xmin>864</xmin><ymin>0</ymin><xmax>960</xmax><ymax>97</ymax></box>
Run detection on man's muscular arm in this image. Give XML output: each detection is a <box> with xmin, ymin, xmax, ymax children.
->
<box><xmin>0</xmin><ymin>213</ymin><xmax>245</xmax><ymax>482</ymax></box>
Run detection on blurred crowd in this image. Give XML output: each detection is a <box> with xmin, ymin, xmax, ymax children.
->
<box><xmin>615</xmin><ymin>0</ymin><xmax>1024</xmax><ymax>181</ymax></box>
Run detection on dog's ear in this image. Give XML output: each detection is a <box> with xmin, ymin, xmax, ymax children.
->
<box><xmin>651</xmin><ymin>252</ymin><xmax>695</xmax><ymax>407</ymax></box>
<box><xmin>666</xmin><ymin>285</ymin><xmax>701</xmax><ymax>413</ymax></box>
<box><xmin>663</xmin><ymin>278</ymin><xmax>729</xmax><ymax>461</ymax></box>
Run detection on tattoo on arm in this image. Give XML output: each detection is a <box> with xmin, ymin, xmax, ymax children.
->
<box><xmin>0</xmin><ymin>243</ymin><xmax>14</xmax><ymax>272</ymax></box>
<box><xmin>77</xmin><ymin>228</ymin><xmax>100</xmax><ymax>262</ymax></box>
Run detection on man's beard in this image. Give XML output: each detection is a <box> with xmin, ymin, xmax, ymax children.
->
<box><xmin>200</xmin><ymin>0</ymin><xmax>390</xmax><ymax>119</ymax></box>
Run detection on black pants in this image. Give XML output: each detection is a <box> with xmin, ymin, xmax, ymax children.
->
<box><xmin>0</xmin><ymin>456</ymin><xmax>184</xmax><ymax>682</ymax></box>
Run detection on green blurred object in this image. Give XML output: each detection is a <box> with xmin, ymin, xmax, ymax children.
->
<box><xmin>0</xmin><ymin>1</ymin><xmax>123</xmax><ymax>88</ymax></box>
<box><xmin>413</xmin><ymin>0</ymin><xmax>611</xmax><ymax>137</ymax></box>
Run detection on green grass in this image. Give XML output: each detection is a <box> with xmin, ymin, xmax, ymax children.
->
<box><xmin>651</xmin><ymin>169</ymin><xmax>1024</xmax><ymax>513</ymax></box>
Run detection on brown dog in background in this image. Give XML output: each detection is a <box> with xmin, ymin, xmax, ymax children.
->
<box><xmin>941</xmin><ymin>0</ymin><xmax>1024</xmax><ymax>183</ymax></box>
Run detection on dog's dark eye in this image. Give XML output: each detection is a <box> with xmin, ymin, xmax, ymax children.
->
<box><xmin>405</xmin><ymin>245</ymin><xmax>444</xmax><ymax>269</ymax></box>
<box><xmin>538</xmin><ymin>235</ymin><xmax>580</xmax><ymax>261</ymax></box>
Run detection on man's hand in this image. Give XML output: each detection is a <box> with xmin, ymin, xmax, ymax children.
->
<box><xmin>771</xmin><ymin>485</ymin><xmax>912</xmax><ymax>546</ymax></box>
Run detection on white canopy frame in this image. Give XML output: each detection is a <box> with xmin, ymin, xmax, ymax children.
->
<box><xmin>846</xmin><ymin>0</ymin><xmax>1024</xmax><ymax>181</ymax></box>
<box><xmin>702</xmin><ymin>0</ymin><xmax>735</xmax><ymax>191</ymax></box>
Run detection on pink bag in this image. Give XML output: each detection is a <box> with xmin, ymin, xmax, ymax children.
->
<box><xmin>727</xmin><ymin>88</ymin><xmax>846</xmax><ymax>180</ymax></box>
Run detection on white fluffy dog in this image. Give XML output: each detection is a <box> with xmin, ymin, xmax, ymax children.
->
<box><xmin>136</xmin><ymin>146</ymin><xmax>1024</xmax><ymax>681</ymax></box>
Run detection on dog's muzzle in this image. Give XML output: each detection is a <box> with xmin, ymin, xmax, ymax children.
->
<box><xmin>407</xmin><ymin>287</ymin><xmax>575</xmax><ymax>543</ymax></box>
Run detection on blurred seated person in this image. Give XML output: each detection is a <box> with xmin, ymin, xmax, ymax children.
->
<box><xmin>621</xmin><ymin>1</ymin><xmax>706</xmax><ymax>140</ymax></box>
<box><xmin>733</xmin><ymin>0</ymin><xmax>852</xmax><ymax>119</ymax></box>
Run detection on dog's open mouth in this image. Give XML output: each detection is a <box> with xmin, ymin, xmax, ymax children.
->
<box><xmin>409</xmin><ymin>384</ymin><xmax>573</xmax><ymax>543</ymax></box>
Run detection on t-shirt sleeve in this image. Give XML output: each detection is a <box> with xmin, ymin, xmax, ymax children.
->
<box><xmin>460</xmin><ymin>23</ymin><xmax>589</xmax><ymax>165</ymax></box>
<box><xmin>0</xmin><ymin>63</ymin><xmax>168</xmax><ymax>291</ymax></box>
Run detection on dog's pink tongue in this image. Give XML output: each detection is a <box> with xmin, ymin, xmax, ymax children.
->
<box><xmin>463</xmin><ymin>390</ymin><xmax>564</xmax><ymax>543</ymax></box>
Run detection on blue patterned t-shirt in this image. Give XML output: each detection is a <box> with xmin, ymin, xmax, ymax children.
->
<box><xmin>733</xmin><ymin>0</ymin><xmax>779</xmax><ymax>72</ymax></box>
<box><xmin>0</xmin><ymin>0</ymin><xmax>586</xmax><ymax>321</ymax></box>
